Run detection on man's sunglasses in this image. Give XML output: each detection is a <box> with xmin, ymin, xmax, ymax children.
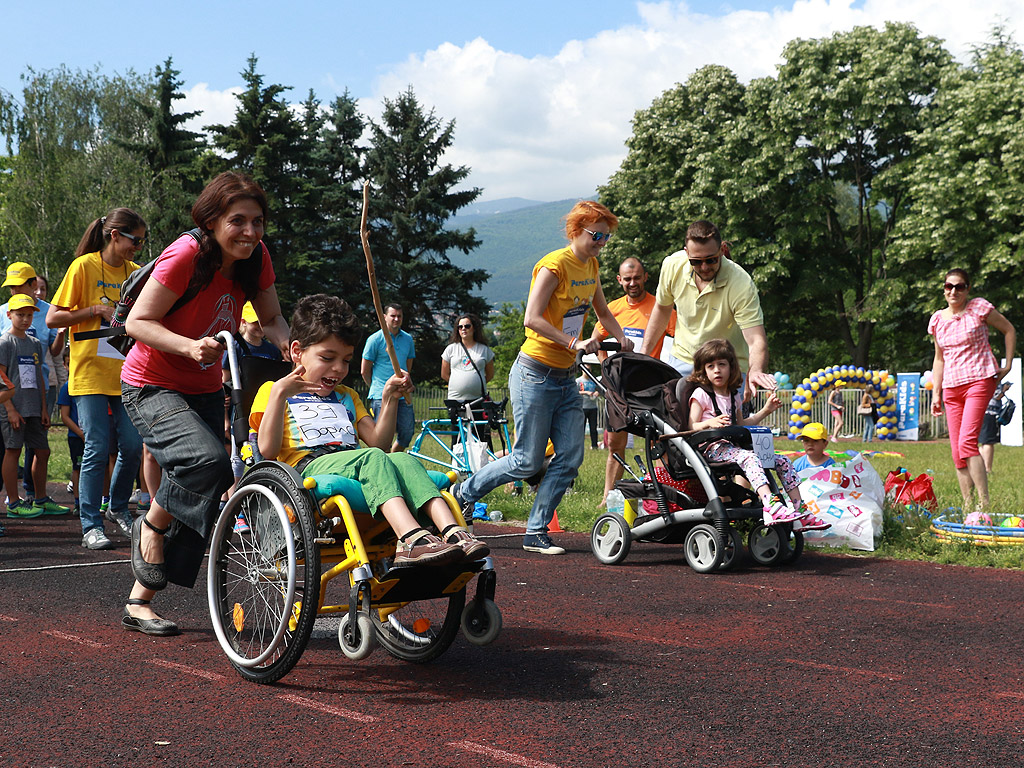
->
<box><xmin>118</xmin><ymin>231</ymin><xmax>148</xmax><ymax>248</ymax></box>
<box><xmin>689</xmin><ymin>256</ymin><xmax>720</xmax><ymax>267</ymax></box>
<box><xmin>943</xmin><ymin>282</ymin><xmax>967</xmax><ymax>292</ymax></box>
<box><xmin>583</xmin><ymin>228</ymin><xmax>611</xmax><ymax>244</ymax></box>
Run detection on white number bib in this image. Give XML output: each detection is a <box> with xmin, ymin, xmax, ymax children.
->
<box><xmin>561</xmin><ymin>303</ymin><xmax>589</xmax><ymax>340</ymax></box>
<box><xmin>17</xmin><ymin>355</ymin><xmax>37</xmax><ymax>389</ymax></box>
<box><xmin>623</xmin><ymin>326</ymin><xmax>645</xmax><ymax>355</ymax></box>
<box><xmin>94</xmin><ymin>321</ymin><xmax>126</xmax><ymax>360</ymax></box>
<box><xmin>287</xmin><ymin>393</ymin><xmax>358</xmax><ymax>449</ymax></box>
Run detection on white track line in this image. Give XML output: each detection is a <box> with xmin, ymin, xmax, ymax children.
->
<box><xmin>0</xmin><ymin>558</ymin><xmax>130</xmax><ymax>573</ymax></box>
<box><xmin>785</xmin><ymin>658</ymin><xmax>903</xmax><ymax>681</ymax></box>
<box><xmin>277</xmin><ymin>693</ymin><xmax>379</xmax><ymax>723</ymax></box>
<box><xmin>149</xmin><ymin>658</ymin><xmax>227</xmax><ymax>681</ymax></box>
<box><xmin>451</xmin><ymin>740</ymin><xmax>562</xmax><ymax>768</ymax></box>
<box><xmin>0</xmin><ymin>614</ymin><xmax>17</xmax><ymax>621</ymax></box>
<box><xmin>42</xmin><ymin>630</ymin><xmax>108</xmax><ymax>648</ymax></box>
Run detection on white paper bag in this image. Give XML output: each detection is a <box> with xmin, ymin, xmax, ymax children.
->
<box><xmin>796</xmin><ymin>451</ymin><xmax>884</xmax><ymax>551</ymax></box>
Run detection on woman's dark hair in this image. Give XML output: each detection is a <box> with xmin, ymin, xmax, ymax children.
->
<box><xmin>945</xmin><ymin>268</ymin><xmax>971</xmax><ymax>288</ymax></box>
<box><xmin>190</xmin><ymin>171</ymin><xmax>269</xmax><ymax>300</ymax></box>
<box><xmin>687</xmin><ymin>338</ymin><xmax>742</xmax><ymax>393</ymax></box>
<box><xmin>290</xmin><ymin>294</ymin><xmax>362</xmax><ymax>349</ymax></box>
<box><xmin>75</xmin><ymin>208</ymin><xmax>148</xmax><ymax>257</ymax></box>
<box><xmin>447</xmin><ymin>313</ymin><xmax>488</xmax><ymax>345</ymax></box>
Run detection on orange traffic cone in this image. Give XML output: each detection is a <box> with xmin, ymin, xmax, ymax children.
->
<box><xmin>548</xmin><ymin>509</ymin><xmax>563</xmax><ymax>533</ymax></box>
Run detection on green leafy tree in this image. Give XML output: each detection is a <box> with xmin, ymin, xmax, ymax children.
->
<box><xmin>364</xmin><ymin>87</ymin><xmax>488</xmax><ymax>382</ymax></box>
<box><xmin>489</xmin><ymin>301</ymin><xmax>527</xmax><ymax>383</ymax></box>
<box><xmin>0</xmin><ymin>66</ymin><xmax>154</xmax><ymax>281</ymax></box>
<box><xmin>889</xmin><ymin>30</ymin><xmax>1024</xmax><ymax>361</ymax></box>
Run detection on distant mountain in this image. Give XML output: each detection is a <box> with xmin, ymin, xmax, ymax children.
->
<box><xmin>448</xmin><ymin>196</ymin><xmax>594</xmax><ymax>306</ymax></box>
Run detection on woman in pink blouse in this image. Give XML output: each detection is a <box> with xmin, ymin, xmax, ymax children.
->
<box><xmin>929</xmin><ymin>269</ymin><xmax>1016</xmax><ymax>509</ymax></box>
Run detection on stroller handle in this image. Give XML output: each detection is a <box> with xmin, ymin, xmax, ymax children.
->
<box><xmin>575</xmin><ymin>340</ymin><xmax>621</xmax><ymax>366</ymax></box>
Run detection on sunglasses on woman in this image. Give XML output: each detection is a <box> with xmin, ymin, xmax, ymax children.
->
<box><xmin>118</xmin><ymin>231</ymin><xmax>148</xmax><ymax>249</ymax></box>
<box><xmin>943</xmin><ymin>282</ymin><xmax>967</xmax><ymax>292</ymax></box>
<box><xmin>583</xmin><ymin>228</ymin><xmax>611</xmax><ymax>244</ymax></box>
<box><xmin>458</xmin><ymin>323</ymin><xmax>472</xmax><ymax>330</ymax></box>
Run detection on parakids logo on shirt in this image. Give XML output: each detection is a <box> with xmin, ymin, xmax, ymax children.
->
<box><xmin>95</xmin><ymin>279</ymin><xmax>123</xmax><ymax>289</ymax></box>
<box><xmin>570</xmin><ymin>278</ymin><xmax>596</xmax><ymax>288</ymax></box>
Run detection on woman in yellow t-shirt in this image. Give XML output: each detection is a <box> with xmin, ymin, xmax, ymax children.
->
<box><xmin>452</xmin><ymin>201</ymin><xmax>631</xmax><ymax>555</ymax></box>
<box><xmin>48</xmin><ymin>208</ymin><xmax>147</xmax><ymax>552</ymax></box>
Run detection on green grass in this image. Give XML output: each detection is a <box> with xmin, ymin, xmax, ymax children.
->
<box><xmin>447</xmin><ymin>437</ymin><xmax>1024</xmax><ymax>569</ymax></box>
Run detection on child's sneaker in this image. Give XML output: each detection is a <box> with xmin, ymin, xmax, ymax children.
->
<box><xmin>762</xmin><ymin>495</ymin><xmax>800</xmax><ymax>525</ymax></box>
<box><xmin>104</xmin><ymin>508</ymin><xmax>133</xmax><ymax>537</ymax></box>
<box><xmin>135</xmin><ymin>495</ymin><xmax>151</xmax><ymax>513</ymax></box>
<box><xmin>31</xmin><ymin>497</ymin><xmax>71</xmax><ymax>516</ymax></box>
<box><xmin>233</xmin><ymin>513</ymin><xmax>250</xmax><ymax>534</ymax></box>
<box><xmin>6</xmin><ymin>499</ymin><xmax>42</xmax><ymax>519</ymax></box>
<box><xmin>99</xmin><ymin>496</ymin><xmax>110</xmax><ymax>513</ymax></box>
<box><xmin>794</xmin><ymin>514</ymin><xmax>832</xmax><ymax>532</ymax></box>
<box><xmin>393</xmin><ymin>530</ymin><xmax>463</xmax><ymax>567</ymax></box>
<box><xmin>66</xmin><ymin>480</ymin><xmax>74</xmax><ymax>494</ymax></box>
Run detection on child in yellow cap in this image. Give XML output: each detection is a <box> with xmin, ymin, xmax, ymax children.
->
<box><xmin>793</xmin><ymin>422</ymin><xmax>836</xmax><ymax>472</ymax></box>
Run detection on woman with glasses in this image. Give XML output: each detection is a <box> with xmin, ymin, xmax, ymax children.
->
<box><xmin>118</xmin><ymin>171</ymin><xmax>289</xmax><ymax>637</ymax></box>
<box><xmin>451</xmin><ymin>200</ymin><xmax>632</xmax><ymax>555</ymax></box>
<box><xmin>929</xmin><ymin>268</ymin><xmax>1016</xmax><ymax>510</ymax></box>
<box><xmin>48</xmin><ymin>209</ymin><xmax>148</xmax><ymax>552</ymax></box>
<box><xmin>441</xmin><ymin>313</ymin><xmax>494</xmax><ymax>445</ymax></box>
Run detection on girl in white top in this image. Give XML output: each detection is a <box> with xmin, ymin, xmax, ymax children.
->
<box><xmin>441</xmin><ymin>313</ymin><xmax>494</xmax><ymax>402</ymax></box>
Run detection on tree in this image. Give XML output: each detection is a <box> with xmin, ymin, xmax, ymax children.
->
<box><xmin>207</xmin><ymin>55</ymin><xmax>308</xmax><ymax>306</ymax></box>
<box><xmin>117</xmin><ymin>58</ymin><xmax>205</xmax><ymax>246</ymax></box>
<box><xmin>364</xmin><ymin>87</ymin><xmax>488</xmax><ymax>382</ymax></box>
<box><xmin>0</xmin><ymin>66</ymin><xmax>154</xmax><ymax>282</ymax></box>
<box><xmin>489</xmin><ymin>301</ymin><xmax>527</xmax><ymax>383</ymax></box>
<box><xmin>889</xmin><ymin>30</ymin><xmax>1024</xmax><ymax>360</ymax></box>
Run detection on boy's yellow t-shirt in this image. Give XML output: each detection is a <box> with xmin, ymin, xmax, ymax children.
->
<box><xmin>51</xmin><ymin>251</ymin><xmax>140</xmax><ymax>397</ymax></box>
<box><xmin>519</xmin><ymin>246</ymin><xmax>599</xmax><ymax>369</ymax></box>
<box><xmin>249</xmin><ymin>380</ymin><xmax>369</xmax><ymax>467</ymax></box>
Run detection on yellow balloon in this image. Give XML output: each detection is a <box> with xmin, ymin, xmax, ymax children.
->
<box><xmin>800</xmin><ymin>414</ymin><xmax>810</xmax><ymax>423</ymax></box>
<box><xmin>789</xmin><ymin>425</ymin><xmax>800</xmax><ymax>434</ymax></box>
<box><xmin>810</xmin><ymin>382</ymin><xmax>819</xmax><ymax>391</ymax></box>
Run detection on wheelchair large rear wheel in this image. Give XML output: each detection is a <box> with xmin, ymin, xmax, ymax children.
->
<box><xmin>207</xmin><ymin>464</ymin><xmax>321</xmax><ymax>684</ymax></box>
<box><xmin>371</xmin><ymin>590</ymin><xmax>465</xmax><ymax>663</ymax></box>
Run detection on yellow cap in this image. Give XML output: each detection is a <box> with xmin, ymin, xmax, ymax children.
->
<box><xmin>241</xmin><ymin>302</ymin><xmax>258</xmax><ymax>323</ymax></box>
<box><xmin>7</xmin><ymin>294</ymin><xmax>38</xmax><ymax>312</ymax></box>
<box><xmin>3</xmin><ymin>262</ymin><xmax>37</xmax><ymax>287</ymax></box>
<box><xmin>799</xmin><ymin>422</ymin><xmax>827</xmax><ymax>441</ymax></box>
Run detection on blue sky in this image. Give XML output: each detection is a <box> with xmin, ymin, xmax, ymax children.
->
<box><xmin>3</xmin><ymin>1</ymin><xmax>1021</xmax><ymax>201</ymax></box>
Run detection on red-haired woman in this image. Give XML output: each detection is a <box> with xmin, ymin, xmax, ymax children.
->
<box><xmin>118</xmin><ymin>171</ymin><xmax>289</xmax><ymax>636</ymax></box>
<box><xmin>452</xmin><ymin>201</ymin><xmax>632</xmax><ymax>555</ymax></box>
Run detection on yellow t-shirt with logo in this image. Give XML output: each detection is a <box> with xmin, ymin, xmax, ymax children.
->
<box><xmin>520</xmin><ymin>246</ymin><xmax>599</xmax><ymax>369</ymax></box>
<box><xmin>51</xmin><ymin>251</ymin><xmax>141</xmax><ymax>397</ymax></box>
<box><xmin>249</xmin><ymin>381</ymin><xmax>370</xmax><ymax>468</ymax></box>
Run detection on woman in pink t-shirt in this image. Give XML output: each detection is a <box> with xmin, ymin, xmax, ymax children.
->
<box><xmin>929</xmin><ymin>268</ymin><xmax>1016</xmax><ymax>510</ymax></box>
<box><xmin>119</xmin><ymin>172</ymin><xmax>289</xmax><ymax>637</ymax></box>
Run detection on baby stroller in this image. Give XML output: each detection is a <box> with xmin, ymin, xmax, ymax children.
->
<box><xmin>582</xmin><ymin>350</ymin><xmax>803</xmax><ymax>572</ymax></box>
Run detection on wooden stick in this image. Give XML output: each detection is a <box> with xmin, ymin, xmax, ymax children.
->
<box><xmin>360</xmin><ymin>182</ymin><xmax>403</xmax><ymax>379</ymax></box>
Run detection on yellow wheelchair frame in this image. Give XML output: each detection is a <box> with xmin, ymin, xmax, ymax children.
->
<box><xmin>206</xmin><ymin>333</ymin><xmax>501</xmax><ymax>684</ymax></box>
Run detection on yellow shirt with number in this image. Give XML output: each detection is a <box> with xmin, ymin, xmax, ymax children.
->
<box><xmin>520</xmin><ymin>246</ymin><xmax>598</xmax><ymax>369</ymax></box>
<box><xmin>51</xmin><ymin>251</ymin><xmax>140</xmax><ymax>397</ymax></box>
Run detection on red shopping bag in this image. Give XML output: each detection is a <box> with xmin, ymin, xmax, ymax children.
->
<box><xmin>884</xmin><ymin>470</ymin><xmax>938</xmax><ymax>511</ymax></box>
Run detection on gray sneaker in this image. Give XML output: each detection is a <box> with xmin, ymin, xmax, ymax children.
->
<box><xmin>105</xmin><ymin>508</ymin><xmax>133</xmax><ymax>537</ymax></box>
<box><xmin>82</xmin><ymin>527</ymin><xmax>114</xmax><ymax>550</ymax></box>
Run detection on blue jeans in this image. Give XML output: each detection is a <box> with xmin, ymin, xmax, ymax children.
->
<box><xmin>75</xmin><ymin>394</ymin><xmax>143</xmax><ymax>534</ymax></box>
<box><xmin>369</xmin><ymin>398</ymin><xmax>415</xmax><ymax>449</ymax></box>
<box><xmin>862</xmin><ymin>418</ymin><xmax>876</xmax><ymax>442</ymax></box>
<box><xmin>460</xmin><ymin>357</ymin><xmax>584</xmax><ymax>535</ymax></box>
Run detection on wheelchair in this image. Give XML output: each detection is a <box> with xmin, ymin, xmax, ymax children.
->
<box><xmin>206</xmin><ymin>332</ymin><xmax>502</xmax><ymax>684</ymax></box>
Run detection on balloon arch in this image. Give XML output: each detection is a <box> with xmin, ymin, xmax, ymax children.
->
<box><xmin>786</xmin><ymin>365</ymin><xmax>898</xmax><ymax>441</ymax></box>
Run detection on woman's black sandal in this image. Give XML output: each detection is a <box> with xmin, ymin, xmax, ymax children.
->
<box><xmin>131</xmin><ymin>514</ymin><xmax>169</xmax><ymax>591</ymax></box>
<box><xmin>121</xmin><ymin>598</ymin><xmax>180</xmax><ymax>637</ymax></box>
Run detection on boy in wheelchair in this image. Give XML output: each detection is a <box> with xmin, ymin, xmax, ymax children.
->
<box><xmin>250</xmin><ymin>294</ymin><xmax>488</xmax><ymax>567</ymax></box>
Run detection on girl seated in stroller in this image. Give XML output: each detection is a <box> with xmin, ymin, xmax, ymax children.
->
<box><xmin>687</xmin><ymin>338</ymin><xmax>827</xmax><ymax>529</ymax></box>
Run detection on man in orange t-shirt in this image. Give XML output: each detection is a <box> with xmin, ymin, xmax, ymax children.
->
<box><xmin>595</xmin><ymin>257</ymin><xmax>675</xmax><ymax>505</ymax></box>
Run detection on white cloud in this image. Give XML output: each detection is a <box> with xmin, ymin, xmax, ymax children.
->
<box><xmin>179</xmin><ymin>1</ymin><xmax>1024</xmax><ymax>201</ymax></box>
<box><xmin>180</xmin><ymin>82</ymin><xmax>243</xmax><ymax>133</ymax></box>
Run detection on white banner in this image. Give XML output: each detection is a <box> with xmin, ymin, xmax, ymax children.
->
<box><xmin>797</xmin><ymin>452</ymin><xmax>885</xmax><ymax>551</ymax></box>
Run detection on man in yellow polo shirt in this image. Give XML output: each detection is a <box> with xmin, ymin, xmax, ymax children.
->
<box><xmin>641</xmin><ymin>220</ymin><xmax>776</xmax><ymax>401</ymax></box>
<box><xmin>594</xmin><ymin>257</ymin><xmax>675</xmax><ymax>504</ymax></box>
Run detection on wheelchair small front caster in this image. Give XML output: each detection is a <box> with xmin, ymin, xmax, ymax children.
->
<box><xmin>460</xmin><ymin>598</ymin><xmax>502</xmax><ymax>646</ymax></box>
<box><xmin>339</xmin><ymin>613</ymin><xmax>376</xmax><ymax>660</ymax></box>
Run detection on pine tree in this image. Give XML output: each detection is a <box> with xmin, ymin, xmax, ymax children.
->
<box><xmin>364</xmin><ymin>87</ymin><xmax>487</xmax><ymax>382</ymax></box>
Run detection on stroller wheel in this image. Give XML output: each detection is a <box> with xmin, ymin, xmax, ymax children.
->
<box><xmin>716</xmin><ymin>527</ymin><xmax>745</xmax><ymax>571</ymax></box>
<box><xmin>683</xmin><ymin>523</ymin><xmax>725</xmax><ymax>573</ymax></box>
<box><xmin>591</xmin><ymin>514</ymin><xmax>632</xmax><ymax>565</ymax></box>
<box><xmin>747</xmin><ymin>524</ymin><xmax>788</xmax><ymax>566</ymax></box>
